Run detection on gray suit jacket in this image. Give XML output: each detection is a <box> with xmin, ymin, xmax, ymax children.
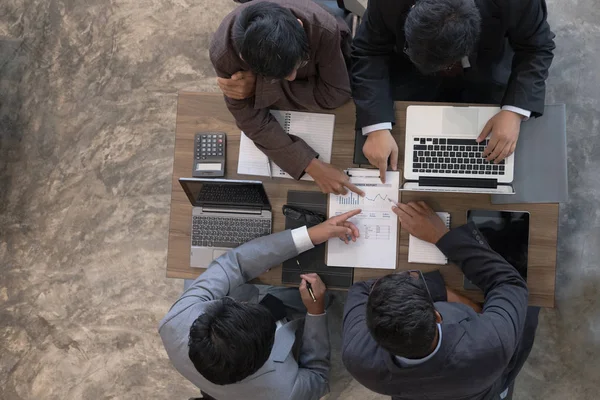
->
<box><xmin>342</xmin><ymin>224</ymin><xmax>529</xmax><ymax>400</ymax></box>
<box><xmin>159</xmin><ymin>230</ymin><xmax>330</xmax><ymax>400</ymax></box>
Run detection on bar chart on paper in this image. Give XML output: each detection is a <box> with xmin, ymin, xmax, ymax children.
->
<box><xmin>327</xmin><ymin>170</ymin><xmax>400</xmax><ymax>269</ymax></box>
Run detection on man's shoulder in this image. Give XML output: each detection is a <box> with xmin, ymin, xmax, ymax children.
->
<box><xmin>209</xmin><ymin>6</ymin><xmax>241</xmax><ymax>70</ymax></box>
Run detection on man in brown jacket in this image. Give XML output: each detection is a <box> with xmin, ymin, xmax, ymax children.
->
<box><xmin>210</xmin><ymin>0</ymin><xmax>363</xmax><ymax>196</ymax></box>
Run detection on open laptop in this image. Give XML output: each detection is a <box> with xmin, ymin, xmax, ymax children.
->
<box><xmin>402</xmin><ymin>105</ymin><xmax>515</xmax><ymax>194</ymax></box>
<box><xmin>179</xmin><ymin>178</ymin><xmax>272</xmax><ymax>268</ymax></box>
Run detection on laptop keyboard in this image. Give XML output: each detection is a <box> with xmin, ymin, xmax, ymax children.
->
<box><xmin>192</xmin><ymin>216</ymin><xmax>272</xmax><ymax>248</ymax></box>
<box><xmin>412</xmin><ymin>138</ymin><xmax>505</xmax><ymax>176</ymax></box>
<box><xmin>197</xmin><ymin>184</ymin><xmax>266</xmax><ymax>205</ymax></box>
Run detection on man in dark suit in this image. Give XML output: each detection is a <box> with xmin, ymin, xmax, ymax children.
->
<box><xmin>351</xmin><ymin>0</ymin><xmax>555</xmax><ymax>179</ymax></box>
<box><xmin>342</xmin><ymin>201</ymin><xmax>540</xmax><ymax>400</ymax></box>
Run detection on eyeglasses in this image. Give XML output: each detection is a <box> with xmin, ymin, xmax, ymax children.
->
<box><xmin>370</xmin><ymin>269</ymin><xmax>433</xmax><ymax>303</ymax></box>
<box><xmin>282</xmin><ymin>205</ymin><xmax>326</xmax><ymax>227</ymax></box>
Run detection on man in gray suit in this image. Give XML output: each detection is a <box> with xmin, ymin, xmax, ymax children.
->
<box><xmin>342</xmin><ymin>201</ymin><xmax>539</xmax><ymax>400</ymax></box>
<box><xmin>159</xmin><ymin>209</ymin><xmax>361</xmax><ymax>400</ymax></box>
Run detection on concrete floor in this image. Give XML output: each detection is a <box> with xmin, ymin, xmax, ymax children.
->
<box><xmin>0</xmin><ymin>0</ymin><xmax>598</xmax><ymax>399</ymax></box>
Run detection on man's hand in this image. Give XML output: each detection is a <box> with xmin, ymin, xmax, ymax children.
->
<box><xmin>477</xmin><ymin>110</ymin><xmax>523</xmax><ymax>163</ymax></box>
<box><xmin>362</xmin><ymin>129</ymin><xmax>398</xmax><ymax>183</ymax></box>
<box><xmin>216</xmin><ymin>71</ymin><xmax>257</xmax><ymax>100</ymax></box>
<box><xmin>305</xmin><ymin>158</ymin><xmax>365</xmax><ymax>196</ymax></box>
<box><xmin>299</xmin><ymin>273</ymin><xmax>326</xmax><ymax>315</ymax></box>
<box><xmin>391</xmin><ymin>201</ymin><xmax>449</xmax><ymax>244</ymax></box>
<box><xmin>307</xmin><ymin>209</ymin><xmax>361</xmax><ymax>245</ymax></box>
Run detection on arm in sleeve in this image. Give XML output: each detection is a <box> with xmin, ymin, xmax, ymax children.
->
<box><xmin>340</xmin><ymin>280</ymin><xmax>386</xmax><ymax>393</ymax></box>
<box><xmin>502</xmin><ymin>0</ymin><xmax>555</xmax><ymax>118</ymax></box>
<box><xmin>282</xmin><ymin>29</ymin><xmax>351</xmax><ymax>110</ymax></box>
<box><xmin>210</xmin><ymin>53</ymin><xmax>317</xmax><ymax>180</ymax></box>
<box><xmin>160</xmin><ymin>230</ymin><xmax>299</xmax><ymax>325</ymax></box>
<box><xmin>350</xmin><ymin>0</ymin><xmax>397</xmax><ymax>129</ymax></box>
<box><xmin>289</xmin><ymin>314</ymin><xmax>330</xmax><ymax>400</ymax></box>
<box><xmin>436</xmin><ymin>223</ymin><xmax>529</xmax><ymax>361</ymax></box>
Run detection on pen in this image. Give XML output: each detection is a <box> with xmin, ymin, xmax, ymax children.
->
<box><xmin>387</xmin><ymin>198</ymin><xmax>399</xmax><ymax>207</ymax></box>
<box><xmin>297</xmin><ymin>259</ymin><xmax>316</xmax><ymax>302</ymax></box>
<box><xmin>266</xmin><ymin>159</ymin><xmax>272</xmax><ymax>179</ymax></box>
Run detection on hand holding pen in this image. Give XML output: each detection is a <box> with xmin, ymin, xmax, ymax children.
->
<box><xmin>298</xmin><ymin>270</ymin><xmax>327</xmax><ymax>315</ymax></box>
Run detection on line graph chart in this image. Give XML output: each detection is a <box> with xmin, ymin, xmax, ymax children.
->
<box><xmin>336</xmin><ymin>192</ymin><xmax>392</xmax><ymax>208</ymax></box>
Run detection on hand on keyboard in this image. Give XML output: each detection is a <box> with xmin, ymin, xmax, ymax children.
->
<box><xmin>477</xmin><ymin>110</ymin><xmax>523</xmax><ymax>163</ymax></box>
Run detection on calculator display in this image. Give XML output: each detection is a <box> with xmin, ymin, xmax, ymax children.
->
<box><xmin>196</xmin><ymin>163</ymin><xmax>222</xmax><ymax>171</ymax></box>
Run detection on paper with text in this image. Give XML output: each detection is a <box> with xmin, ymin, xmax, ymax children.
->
<box><xmin>326</xmin><ymin>169</ymin><xmax>400</xmax><ymax>269</ymax></box>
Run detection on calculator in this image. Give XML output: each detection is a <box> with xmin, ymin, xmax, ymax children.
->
<box><xmin>192</xmin><ymin>132</ymin><xmax>226</xmax><ymax>177</ymax></box>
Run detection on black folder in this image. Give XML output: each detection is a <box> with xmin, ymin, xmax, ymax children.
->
<box><xmin>281</xmin><ymin>191</ymin><xmax>354</xmax><ymax>289</ymax></box>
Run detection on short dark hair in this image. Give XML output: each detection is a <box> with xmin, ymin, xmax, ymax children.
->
<box><xmin>404</xmin><ymin>0</ymin><xmax>481</xmax><ymax>74</ymax></box>
<box><xmin>366</xmin><ymin>274</ymin><xmax>437</xmax><ymax>358</ymax></box>
<box><xmin>188</xmin><ymin>297</ymin><xmax>276</xmax><ymax>385</ymax></box>
<box><xmin>232</xmin><ymin>2</ymin><xmax>309</xmax><ymax>79</ymax></box>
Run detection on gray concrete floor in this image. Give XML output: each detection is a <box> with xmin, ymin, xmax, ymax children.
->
<box><xmin>0</xmin><ymin>1</ymin><xmax>598</xmax><ymax>399</ymax></box>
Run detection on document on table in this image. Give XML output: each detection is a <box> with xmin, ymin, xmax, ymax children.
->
<box><xmin>326</xmin><ymin>169</ymin><xmax>400</xmax><ymax>269</ymax></box>
<box><xmin>237</xmin><ymin>110</ymin><xmax>335</xmax><ymax>181</ymax></box>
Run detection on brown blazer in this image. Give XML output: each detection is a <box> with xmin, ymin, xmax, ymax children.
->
<box><xmin>209</xmin><ymin>0</ymin><xmax>351</xmax><ymax>179</ymax></box>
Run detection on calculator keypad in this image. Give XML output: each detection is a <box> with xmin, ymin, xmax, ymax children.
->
<box><xmin>196</xmin><ymin>133</ymin><xmax>224</xmax><ymax>160</ymax></box>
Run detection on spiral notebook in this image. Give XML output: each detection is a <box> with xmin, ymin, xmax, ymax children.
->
<box><xmin>408</xmin><ymin>212</ymin><xmax>451</xmax><ymax>265</ymax></box>
<box><xmin>237</xmin><ymin>110</ymin><xmax>335</xmax><ymax>181</ymax></box>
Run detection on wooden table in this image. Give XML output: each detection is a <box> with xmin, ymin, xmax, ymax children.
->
<box><xmin>167</xmin><ymin>91</ymin><xmax>558</xmax><ymax>307</ymax></box>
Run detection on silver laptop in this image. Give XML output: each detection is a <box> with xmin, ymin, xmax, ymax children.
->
<box><xmin>179</xmin><ymin>178</ymin><xmax>272</xmax><ymax>268</ymax></box>
<box><xmin>402</xmin><ymin>105</ymin><xmax>515</xmax><ymax>194</ymax></box>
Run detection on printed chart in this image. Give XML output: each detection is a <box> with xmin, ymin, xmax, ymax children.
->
<box><xmin>327</xmin><ymin>170</ymin><xmax>400</xmax><ymax>269</ymax></box>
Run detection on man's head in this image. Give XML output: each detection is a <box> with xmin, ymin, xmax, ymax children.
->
<box><xmin>188</xmin><ymin>297</ymin><xmax>276</xmax><ymax>385</ymax></box>
<box><xmin>404</xmin><ymin>0</ymin><xmax>481</xmax><ymax>74</ymax></box>
<box><xmin>232</xmin><ymin>3</ymin><xmax>309</xmax><ymax>81</ymax></box>
<box><xmin>367</xmin><ymin>272</ymin><xmax>440</xmax><ymax>358</ymax></box>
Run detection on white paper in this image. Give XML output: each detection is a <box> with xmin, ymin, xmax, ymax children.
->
<box><xmin>237</xmin><ymin>110</ymin><xmax>335</xmax><ymax>181</ymax></box>
<box><xmin>408</xmin><ymin>212</ymin><xmax>450</xmax><ymax>265</ymax></box>
<box><xmin>326</xmin><ymin>170</ymin><xmax>400</xmax><ymax>269</ymax></box>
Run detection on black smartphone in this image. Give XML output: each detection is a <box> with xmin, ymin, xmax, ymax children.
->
<box><xmin>464</xmin><ymin>210</ymin><xmax>530</xmax><ymax>290</ymax></box>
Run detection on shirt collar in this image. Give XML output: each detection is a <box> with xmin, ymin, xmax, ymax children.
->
<box><xmin>395</xmin><ymin>323</ymin><xmax>443</xmax><ymax>367</ymax></box>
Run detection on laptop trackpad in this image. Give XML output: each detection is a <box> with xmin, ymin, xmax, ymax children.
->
<box><xmin>212</xmin><ymin>249</ymin><xmax>228</xmax><ymax>260</ymax></box>
<box><xmin>443</xmin><ymin>108</ymin><xmax>478</xmax><ymax>135</ymax></box>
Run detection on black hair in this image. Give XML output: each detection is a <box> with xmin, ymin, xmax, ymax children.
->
<box><xmin>232</xmin><ymin>2</ymin><xmax>309</xmax><ymax>79</ymax></box>
<box><xmin>404</xmin><ymin>0</ymin><xmax>481</xmax><ymax>74</ymax></box>
<box><xmin>188</xmin><ymin>297</ymin><xmax>276</xmax><ymax>385</ymax></box>
<box><xmin>366</xmin><ymin>274</ymin><xmax>437</xmax><ymax>358</ymax></box>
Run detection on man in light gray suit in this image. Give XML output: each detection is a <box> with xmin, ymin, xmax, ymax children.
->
<box><xmin>159</xmin><ymin>209</ymin><xmax>361</xmax><ymax>400</ymax></box>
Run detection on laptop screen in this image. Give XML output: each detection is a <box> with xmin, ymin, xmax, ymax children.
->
<box><xmin>179</xmin><ymin>178</ymin><xmax>271</xmax><ymax>210</ymax></box>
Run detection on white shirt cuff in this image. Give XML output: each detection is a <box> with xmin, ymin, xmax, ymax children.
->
<box><xmin>502</xmin><ymin>105</ymin><xmax>531</xmax><ymax>121</ymax></box>
<box><xmin>307</xmin><ymin>311</ymin><xmax>326</xmax><ymax>316</ymax></box>
<box><xmin>291</xmin><ymin>226</ymin><xmax>315</xmax><ymax>254</ymax></box>
<box><xmin>362</xmin><ymin>122</ymin><xmax>393</xmax><ymax>136</ymax></box>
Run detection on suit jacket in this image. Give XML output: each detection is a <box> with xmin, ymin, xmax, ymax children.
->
<box><xmin>159</xmin><ymin>230</ymin><xmax>330</xmax><ymax>400</ymax></box>
<box><xmin>342</xmin><ymin>223</ymin><xmax>529</xmax><ymax>400</ymax></box>
<box><xmin>210</xmin><ymin>0</ymin><xmax>351</xmax><ymax>179</ymax></box>
<box><xmin>351</xmin><ymin>0</ymin><xmax>555</xmax><ymax>128</ymax></box>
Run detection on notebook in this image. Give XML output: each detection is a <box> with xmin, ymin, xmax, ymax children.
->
<box><xmin>238</xmin><ymin>110</ymin><xmax>335</xmax><ymax>181</ymax></box>
<box><xmin>408</xmin><ymin>212</ymin><xmax>451</xmax><ymax>265</ymax></box>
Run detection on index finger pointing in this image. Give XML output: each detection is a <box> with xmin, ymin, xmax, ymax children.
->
<box><xmin>345</xmin><ymin>181</ymin><xmax>365</xmax><ymax>197</ymax></box>
<box><xmin>332</xmin><ymin>209</ymin><xmax>362</xmax><ymax>222</ymax></box>
<box><xmin>379</xmin><ymin>162</ymin><xmax>387</xmax><ymax>184</ymax></box>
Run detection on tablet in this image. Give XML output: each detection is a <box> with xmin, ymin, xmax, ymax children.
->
<box><xmin>464</xmin><ymin>210</ymin><xmax>530</xmax><ymax>290</ymax></box>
